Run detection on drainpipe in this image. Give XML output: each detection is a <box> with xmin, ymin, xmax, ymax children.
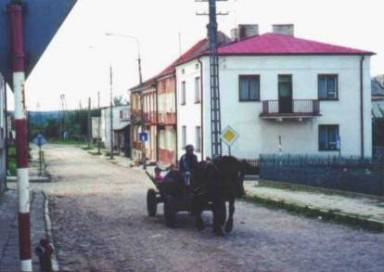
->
<box><xmin>8</xmin><ymin>3</ymin><xmax>32</xmax><ymax>271</ymax></box>
<box><xmin>360</xmin><ymin>55</ymin><xmax>365</xmax><ymax>158</ymax></box>
<box><xmin>198</xmin><ymin>58</ymin><xmax>204</xmax><ymax>161</ymax></box>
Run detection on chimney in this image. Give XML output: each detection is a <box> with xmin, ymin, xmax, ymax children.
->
<box><xmin>272</xmin><ymin>24</ymin><xmax>294</xmax><ymax>36</ymax></box>
<box><xmin>231</xmin><ymin>24</ymin><xmax>259</xmax><ymax>41</ymax></box>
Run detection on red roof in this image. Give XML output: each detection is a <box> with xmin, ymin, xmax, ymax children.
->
<box><xmin>157</xmin><ymin>38</ymin><xmax>208</xmax><ymax>78</ymax></box>
<box><xmin>217</xmin><ymin>33</ymin><xmax>373</xmax><ymax>55</ymax></box>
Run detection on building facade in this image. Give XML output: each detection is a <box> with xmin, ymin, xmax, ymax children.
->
<box><xmin>176</xmin><ymin>26</ymin><xmax>373</xmax><ymax>160</ymax></box>
<box><xmin>101</xmin><ymin>105</ymin><xmax>131</xmax><ymax>156</ymax></box>
<box><xmin>157</xmin><ymin>74</ymin><xmax>177</xmax><ymax>165</ymax></box>
<box><xmin>129</xmin><ymin>39</ymin><xmax>209</xmax><ymax>166</ymax></box>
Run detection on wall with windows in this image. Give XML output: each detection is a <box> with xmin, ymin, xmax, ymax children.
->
<box><xmin>198</xmin><ymin>54</ymin><xmax>372</xmax><ymax>158</ymax></box>
<box><xmin>176</xmin><ymin>60</ymin><xmax>203</xmax><ymax>160</ymax></box>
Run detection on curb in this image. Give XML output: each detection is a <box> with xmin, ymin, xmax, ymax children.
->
<box><xmin>42</xmin><ymin>192</ymin><xmax>60</xmax><ymax>272</ymax></box>
<box><xmin>244</xmin><ymin>192</ymin><xmax>384</xmax><ymax>232</ymax></box>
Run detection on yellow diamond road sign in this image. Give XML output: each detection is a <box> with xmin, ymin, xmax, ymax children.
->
<box><xmin>222</xmin><ymin>126</ymin><xmax>239</xmax><ymax>146</ymax></box>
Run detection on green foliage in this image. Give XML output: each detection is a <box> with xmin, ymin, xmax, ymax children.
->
<box><xmin>28</xmin><ymin>108</ymin><xmax>101</xmax><ymax>142</ymax></box>
<box><xmin>113</xmin><ymin>95</ymin><xmax>128</xmax><ymax>106</ymax></box>
<box><xmin>7</xmin><ymin>146</ymin><xmax>17</xmax><ymax>176</ymax></box>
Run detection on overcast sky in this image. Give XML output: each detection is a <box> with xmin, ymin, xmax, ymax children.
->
<box><xmin>23</xmin><ymin>0</ymin><xmax>384</xmax><ymax>111</ymax></box>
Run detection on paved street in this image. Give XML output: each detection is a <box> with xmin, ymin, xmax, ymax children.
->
<box><xmin>30</xmin><ymin>145</ymin><xmax>384</xmax><ymax>272</ymax></box>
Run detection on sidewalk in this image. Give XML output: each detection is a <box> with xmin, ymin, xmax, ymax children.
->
<box><xmin>0</xmin><ymin>190</ymin><xmax>48</xmax><ymax>272</ymax></box>
<box><xmin>244</xmin><ymin>180</ymin><xmax>384</xmax><ymax>231</ymax></box>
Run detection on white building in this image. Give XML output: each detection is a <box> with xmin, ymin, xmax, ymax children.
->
<box><xmin>176</xmin><ymin>25</ymin><xmax>373</xmax><ymax>160</ymax></box>
<box><xmin>101</xmin><ymin>105</ymin><xmax>131</xmax><ymax>155</ymax></box>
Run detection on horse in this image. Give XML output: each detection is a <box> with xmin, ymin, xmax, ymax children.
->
<box><xmin>192</xmin><ymin>156</ymin><xmax>245</xmax><ymax>235</ymax></box>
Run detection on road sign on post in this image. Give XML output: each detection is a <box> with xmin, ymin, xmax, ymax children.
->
<box><xmin>221</xmin><ymin>126</ymin><xmax>239</xmax><ymax>155</ymax></box>
<box><xmin>221</xmin><ymin>126</ymin><xmax>239</xmax><ymax>156</ymax></box>
<box><xmin>139</xmin><ymin>132</ymin><xmax>148</xmax><ymax>142</ymax></box>
<box><xmin>33</xmin><ymin>134</ymin><xmax>46</xmax><ymax>176</ymax></box>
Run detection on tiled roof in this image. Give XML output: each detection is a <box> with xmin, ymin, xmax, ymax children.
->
<box><xmin>157</xmin><ymin>38</ymin><xmax>208</xmax><ymax>78</ymax></box>
<box><xmin>217</xmin><ymin>33</ymin><xmax>374</xmax><ymax>55</ymax></box>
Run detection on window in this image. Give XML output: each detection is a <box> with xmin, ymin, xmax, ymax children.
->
<box><xmin>182</xmin><ymin>126</ymin><xmax>187</xmax><ymax>148</ymax></box>
<box><xmin>318</xmin><ymin>75</ymin><xmax>338</xmax><ymax>100</ymax></box>
<box><xmin>194</xmin><ymin>77</ymin><xmax>201</xmax><ymax>103</ymax></box>
<box><xmin>195</xmin><ymin>126</ymin><xmax>201</xmax><ymax>152</ymax></box>
<box><xmin>181</xmin><ymin>81</ymin><xmax>186</xmax><ymax>105</ymax></box>
<box><xmin>319</xmin><ymin>125</ymin><xmax>340</xmax><ymax>151</ymax></box>
<box><xmin>239</xmin><ymin>75</ymin><xmax>260</xmax><ymax>101</ymax></box>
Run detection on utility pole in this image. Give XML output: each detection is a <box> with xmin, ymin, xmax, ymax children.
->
<box><xmin>8</xmin><ymin>2</ymin><xmax>32</xmax><ymax>271</ymax></box>
<box><xmin>97</xmin><ymin>91</ymin><xmax>101</xmax><ymax>154</ymax></box>
<box><xmin>109</xmin><ymin>65</ymin><xmax>114</xmax><ymax>159</ymax></box>
<box><xmin>87</xmin><ymin>97</ymin><xmax>91</xmax><ymax>149</ymax></box>
<box><xmin>197</xmin><ymin>0</ymin><xmax>227</xmax><ymax>157</ymax></box>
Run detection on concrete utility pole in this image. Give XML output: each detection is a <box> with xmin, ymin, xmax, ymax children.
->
<box><xmin>87</xmin><ymin>97</ymin><xmax>91</xmax><ymax>148</ymax></box>
<box><xmin>109</xmin><ymin>65</ymin><xmax>114</xmax><ymax>159</ymax></box>
<box><xmin>197</xmin><ymin>0</ymin><xmax>228</xmax><ymax>158</ymax></box>
<box><xmin>97</xmin><ymin>91</ymin><xmax>101</xmax><ymax>154</ymax></box>
<box><xmin>104</xmin><ymin>33</ymin><xmax>143</xmax><ymax>164</ymax></box>
<box><xmin>8</xmin><ymin>2</ymin><xmax>32</xmax><ymax>271</ymax></box>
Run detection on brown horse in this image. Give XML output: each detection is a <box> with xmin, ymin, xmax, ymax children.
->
<box><xmin>192</xmin><ymin>156</ymin><xmax>245</xmax><ymax>235</ymax></box>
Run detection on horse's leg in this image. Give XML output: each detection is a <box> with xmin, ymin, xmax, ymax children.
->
<box><xmin>212</xmin><ymin>198</ymin><xmax>226</xmax><ymax>236</ymax></box>
<box><xmin>194</xmin><ymin>197</ymin><xmax>205</xmax><ymax>231</ymax></box>
<box><xmin>225</xmin><ymin>198</ymin><xmax>235</xmax><ymax>233</ymax></box>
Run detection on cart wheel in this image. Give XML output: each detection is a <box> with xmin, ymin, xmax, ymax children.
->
<box><xmin>164</xmin><ymin>195</ymin><xmax>176</xmax><ymax>228</ymax></box>
<box><xmin>147</xmin><ymin>189</ymin><xmax>157</xmax><ymax>217</ymax></box>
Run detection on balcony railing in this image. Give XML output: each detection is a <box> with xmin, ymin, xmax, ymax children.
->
<box><xmin>260</xmin><ymin>99</ymin><xmax>320</xmax><ymax>118</ymax></box>
<box><xmin>158</xmin><ymin>112</ymin><xmax>176</xmax><ymax>125</ymax></box>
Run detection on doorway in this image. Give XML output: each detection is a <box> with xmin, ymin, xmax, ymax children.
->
<box><xmin>278</xmin><ymin>75</ymin><xmax>293</xmax><ymax>113</ymax></box>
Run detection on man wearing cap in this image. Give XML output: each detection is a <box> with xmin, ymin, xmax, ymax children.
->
<box><xmin>179</xmin><ymin>145</ymin><xmax>199</xmax><ymax>187</ymax></box>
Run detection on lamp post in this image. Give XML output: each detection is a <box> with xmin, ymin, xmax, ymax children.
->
<box><xmin>105</xmin><ymin>33</ymin><xmax>145</xmax><ymax>167</ymax></box>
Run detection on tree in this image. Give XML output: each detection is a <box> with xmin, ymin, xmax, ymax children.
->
<box><xmin>113</xmin><ymin>95</ymin><xmax>128</xmax><ymax>106</ymax></box>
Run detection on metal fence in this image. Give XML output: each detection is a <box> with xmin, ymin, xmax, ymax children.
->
<box><xmin>259</xmin><ymin>154</ymin><xmax>384</xmax><ymax>196</ymax></box>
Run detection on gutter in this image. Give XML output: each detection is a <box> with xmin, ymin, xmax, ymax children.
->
<box><xmin>360</xmin><ymin>55</ymin><xmax>365</xmax><ymax>158</ymax></box>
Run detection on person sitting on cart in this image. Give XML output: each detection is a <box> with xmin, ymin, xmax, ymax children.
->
<box><xmin>179</xmin><ymin>145</ymin><xmax>198</xmax><ymax>187</ymax></box>
<box><xmin>154</xmin><ymin>167</ymin><xmax>163</xmax><ymax>183</ymax></box>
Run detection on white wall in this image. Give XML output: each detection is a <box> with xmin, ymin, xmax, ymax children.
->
<box><xmin>101</xmin><ymin>105</ymin><xmax>130</xmax><ymax>150</ymax></box>
<box><xmin>176</xmin><ymin>60</ymin><xmax>204</xmax><ymax>160</ymax></box>
<box><xmin>177</xmin><ymin>54</ymin><xmax>372</xmax><ymax>159</ymax></box>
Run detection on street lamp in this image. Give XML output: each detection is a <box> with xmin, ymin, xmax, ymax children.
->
<box><xmin>105</xmin><ymin>33</ymin><xmax>145</xmax><ymax>168</ymax></box>
<box><xmin>105</xmin><ymin>32</ymin><xmax>143</xmax><ymax>84</ymax></box>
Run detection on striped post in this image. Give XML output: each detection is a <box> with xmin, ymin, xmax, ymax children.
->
<box><xmin>8</xmin><ymin>3</ymin><xmax>32</xmax><ymax>272</ymax></box>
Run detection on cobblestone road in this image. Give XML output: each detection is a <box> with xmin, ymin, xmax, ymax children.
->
<box><xmin>32</xmin><ymin>145</ymin><xmax>384</xmax><ymax>272</ymax></box>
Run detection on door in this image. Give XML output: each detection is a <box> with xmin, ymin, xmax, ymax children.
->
<box><xmin>278</xmin><ymin>75</ymin><xmax>293</xmax><ymax>113</ymax></box>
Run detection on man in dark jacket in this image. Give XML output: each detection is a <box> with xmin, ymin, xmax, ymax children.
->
<box><xmin>179</xmin><ymin>145</ymin><xmax>198</xmax><ymax>186</ymax></box>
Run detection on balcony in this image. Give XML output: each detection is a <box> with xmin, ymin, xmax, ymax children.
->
<box><xmin>260</xmin><ymin>99</ymin><xmax>320</xmax><ymax>120</ymax></box>
<box><xmin>144</xmin><ymin>112</ymin><xmax>157</xmax><ymax>124</ymax></box>
<box><xmin>158</xmin><ymin>112</ymin><xmax>176</xmax><ymax>125</ymax></box>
